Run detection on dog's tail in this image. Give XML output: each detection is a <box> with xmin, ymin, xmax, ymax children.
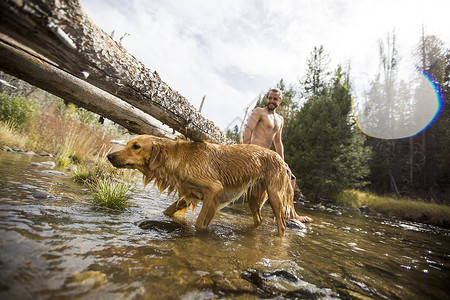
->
<box><xmin>282</xmin><ymin>176</ymin><xmax>295</xmax><ymax>220</ymax></box>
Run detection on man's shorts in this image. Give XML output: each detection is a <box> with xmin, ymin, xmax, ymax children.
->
<box><xmin>287</xmin><ymin>167</ymin><xmax>296</xmax><ymax>180</ymax></box>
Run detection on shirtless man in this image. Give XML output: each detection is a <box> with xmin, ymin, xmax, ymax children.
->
<box><xmin>243</xmin><ymin>88</ymin><xmax>313</xmax><ymax>223</ymax></box>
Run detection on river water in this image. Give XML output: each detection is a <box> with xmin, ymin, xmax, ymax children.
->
<box><xmin>0</xmin><ymin>150</ymin><xmax>449</xmax><ymax>299</ymax></box>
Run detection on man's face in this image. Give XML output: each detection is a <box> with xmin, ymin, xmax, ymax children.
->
<box><xmin>266</xmin><ymin>91</ymin><xmax>281</xmax><ymax>111</ymax></box>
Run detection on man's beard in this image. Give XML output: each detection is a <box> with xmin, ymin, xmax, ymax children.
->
<box><xmin>267</xmin><ymin>103</ymin><xmax>278</xmax><ymax>111</ymax></box>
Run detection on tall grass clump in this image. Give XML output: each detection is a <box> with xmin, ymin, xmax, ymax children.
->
<box><xmin>74</xmin><ymin>156</ymin><xmax>138</xmax><ymax>211</ymax></box>
<box><xmin>73</xmin><ymin>155</ymin><xmax>137</xmax><ymax>184</ymax></box>
<box><xmin>0</xmin><ymin>120</ymin><xmax>28</xmax><ymax>149</ymax></box>
<box><xmin>28</xmin><ymin>107</ymin><xmax>114</xmax><ymax>164</ymax></box>
<box><xmin>73</xmin><ymin>160</ymin><xmax>111</xmax><ymax>184</ymax></box>
<box><xmin>89</xmin><ymin>178</ymin><xmax>134</xmax><ymax>211</ymax></box>
<box><xmin>336</xmin><ymin>190</ymin><xmax>450</xmax><ymax>227</ymax></box>
<box><xmin>56</xmin><ymin>123</ymin><xmax>111</xmax><ymax>167</ymax></box>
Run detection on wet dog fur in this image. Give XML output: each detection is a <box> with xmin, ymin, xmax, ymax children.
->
<box><xmin>107</xmin><ymin>135</ymin><xmax>293</xmax><ymax>235</ymax></box>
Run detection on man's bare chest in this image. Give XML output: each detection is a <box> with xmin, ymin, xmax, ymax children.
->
<box><xmin>260</xmin><ymin>114</ymin><xmax>281</xmax><ymax>132</ymax></box>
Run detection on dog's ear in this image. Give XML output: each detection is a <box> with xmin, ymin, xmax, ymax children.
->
<box><xmin>148</xmin><ymin>144</ymin><xmax>167</xmax><ymax>170</ymax></box>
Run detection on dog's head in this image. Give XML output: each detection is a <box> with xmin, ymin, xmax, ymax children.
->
<box><xmin>107</xmin><ymin>135</ymin><xmax>168</xmax><ymax>173</ymax></box>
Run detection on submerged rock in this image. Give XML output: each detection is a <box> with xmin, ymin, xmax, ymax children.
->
<box><xmin>41</xmin><ymin>161</ymin><xmax>56</xmax><ymax>168</ymax></box>
<box><xmin>40</xmin><ymin>170</ymin><xmax>67</xmax><ymax>176</ymax></box>
<box><xmin>138</xmin><ymin>219</ymin><xmax>185</xmax><ymax>233</ymax></box>
<box><xmin>260</xmin><ymin>270</ymin><xmax>299</xmax><ymax>282</ymax></box>
<box><xmin>28</xmin><ymin>161</ymin><xmax>56</xmax><ymax>168</ymax></box>
<box><xmin>23</xmin><ymin>151</ymin><xmax>37</xmax><ymax>156</ymax></box>
<box><xmin>32</xmin><ymin>191</ymin><xmax>54</xmax><ymax>200</ymax></box>
<box><xmin>241</xmin><ymin>269</ymin><xmax>338</xmax><ymax>298</ymax></box>
<box><xmin>331</xmin><ymin>210</ymin><xmax>342</xmax><ymax>216</ymax></box>
<box><xmin>37</xmin><ymin>152</ymin><xmax>54</xmax><ymax>157</ymax></box>
<box><xmin>286</xmin><ymin>219</ymin><xmax>307</xmax><ymax>230</ymax></box>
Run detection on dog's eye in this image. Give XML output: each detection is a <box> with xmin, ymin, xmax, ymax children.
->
<box><xmin>132</xmin><ymin>143</ymin><xmax>141</xmax><ymax>150</ymax></box>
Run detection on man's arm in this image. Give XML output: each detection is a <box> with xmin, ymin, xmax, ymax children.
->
<box><xmin>243</xmin><ymin>108</ymin><xmax>261</xmax><ymax>144</ymax></box>
<box><xmin>273</xmin><ymin>117</ymin><xmax>284</xmax><ymax>160</ymax></box>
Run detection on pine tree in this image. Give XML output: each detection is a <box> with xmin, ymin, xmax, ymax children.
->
<box><xmin>225</xmin><ymin>125</ymin><xmax>240</xmax><ymax>144</ymax></box>
<box><xmin>299</xmin><ymin>45</ymin><xmax>331</xmax><ymax>101</ymax></box>
<box><xmin>284</xmin><ymin>66</ymin><xmax>370</xmax><ymax>200</ymax></box>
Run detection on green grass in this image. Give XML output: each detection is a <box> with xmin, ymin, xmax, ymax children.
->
<box><xmin>75</xmin><ymin>157</ymin><xmax>138</xmax><ymax>211</ymax></box>
<box><xmin>336</xmin><ymin>190</ymin><xmax>450</xmax><ymax>227</ymax></box>
<box><xmin>89</xmin><ymin>178</ymin><xmax>134</xmax><ymax>211</ymax></box>
<box><xmin>73</xmin><ymin>159</ymin><xmax>112</xmax><ymax>184</ymax></box>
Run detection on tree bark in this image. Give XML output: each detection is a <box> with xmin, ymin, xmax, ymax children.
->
<box><xmin>0</xmin><ymin>35</ymin><xmax>178</xmax><ymax>139</ymax></box>
<box><xmin>0</xmin><ymin>0</ymin><xmax>232</xmax><ymax>145</ymax></box>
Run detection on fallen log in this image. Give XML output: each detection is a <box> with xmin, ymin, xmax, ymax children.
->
<box><xmin>0</xmin><ymin>35</ymin><xmax>178</xmax><ymax>139</ymax></box>
<box><xmin>0</xmin><ymin>0</ymin><xmax>233</xmax><ymax>144</ymax></box>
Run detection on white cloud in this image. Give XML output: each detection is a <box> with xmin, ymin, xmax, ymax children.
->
<box><xmin>81</xmin><ymin>0</ymin><xmax>450</xmax><ymax>130</ymax></box>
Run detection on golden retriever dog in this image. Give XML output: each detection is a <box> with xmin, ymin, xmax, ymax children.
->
<box><xmin>107</xmin><ymin>135</ymin><xmax>293</xmax><ymax>235</ymax></box>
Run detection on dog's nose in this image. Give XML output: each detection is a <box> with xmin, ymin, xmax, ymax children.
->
<box><xmin>107</xmin><ymin>153</ymin><xmax>116</xmax><ymax>162</ymax></box>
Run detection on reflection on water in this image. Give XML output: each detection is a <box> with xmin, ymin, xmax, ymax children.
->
<box><xmin>0</xmin><ymin>151</ymin><xmax>449</xmax><ymax>299</ymax></box>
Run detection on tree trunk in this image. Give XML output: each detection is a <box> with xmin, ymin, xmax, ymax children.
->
<box><xmin>0</xmin><ymin>0</ymin><xmax>232</xmax><ymax>145</ymax></box>
<box><xmin>409</xmin><ymin>137</ymin><xmax>414</xmax><ymax>190</ymax></box>
<box><xmin>0</xmin><ymin>36</ymin><xmax>178</xmax><ymax>139</ymax></box>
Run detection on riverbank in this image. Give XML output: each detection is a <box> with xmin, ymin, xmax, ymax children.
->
<box><xmin>336</xmin><ymin>190</ymin><xmax>450</xmax><ymax>228</ymax></box>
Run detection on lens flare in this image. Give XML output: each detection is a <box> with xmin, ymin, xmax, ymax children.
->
<box><xmin>352</xmin><ymin>69</ymin><xmax>443</xmax><ymax>139</ymax></box>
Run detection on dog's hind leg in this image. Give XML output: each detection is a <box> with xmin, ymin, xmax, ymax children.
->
<box><xmin>267</xmin><ymin>189</ymin><xmax>287</xmax><ymax>236</ymax></box>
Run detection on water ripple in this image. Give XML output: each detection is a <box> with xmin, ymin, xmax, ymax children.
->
<box><xmin>0</xmin><ymin>151</ymin><xmax>449</xmax><ymax>299</ymax></box>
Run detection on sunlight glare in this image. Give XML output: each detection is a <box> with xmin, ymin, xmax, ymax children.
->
<box><xmin>352</xmin><ymin>69</ymin><xmax>443</xmax><ymax>139</ymax></box>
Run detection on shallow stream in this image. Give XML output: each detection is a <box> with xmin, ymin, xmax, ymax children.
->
<box><xmin>0</xmin><ymin>151</ymin><xmax>449</xmax><ymax>299</ymax></box>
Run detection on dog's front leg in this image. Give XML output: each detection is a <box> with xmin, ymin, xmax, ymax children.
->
<box><xmin>194</xmin><ymin>183</ymin><xmax>222</xmax><ymax>230</ymax></box>
<box><xmin>163</xmin><ymin>199</ymin><xmax>188</xmax><ymax>216</ymax></box>
<box><xmin>248</xmin><ymin>193</ymin><xmax>264</xmax><ymax>227</ymax></box>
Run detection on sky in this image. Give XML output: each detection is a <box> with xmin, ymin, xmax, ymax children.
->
<box><xmin>80</xmin><ymin>0</ymin><xmax>449</xmax><ymax>131</ymax></box>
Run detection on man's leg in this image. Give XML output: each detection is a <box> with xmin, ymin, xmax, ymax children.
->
<box><xmin>287</xmin><ymin>168</ymin><xmax>313</xmax><ymax>223</ymax></box>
